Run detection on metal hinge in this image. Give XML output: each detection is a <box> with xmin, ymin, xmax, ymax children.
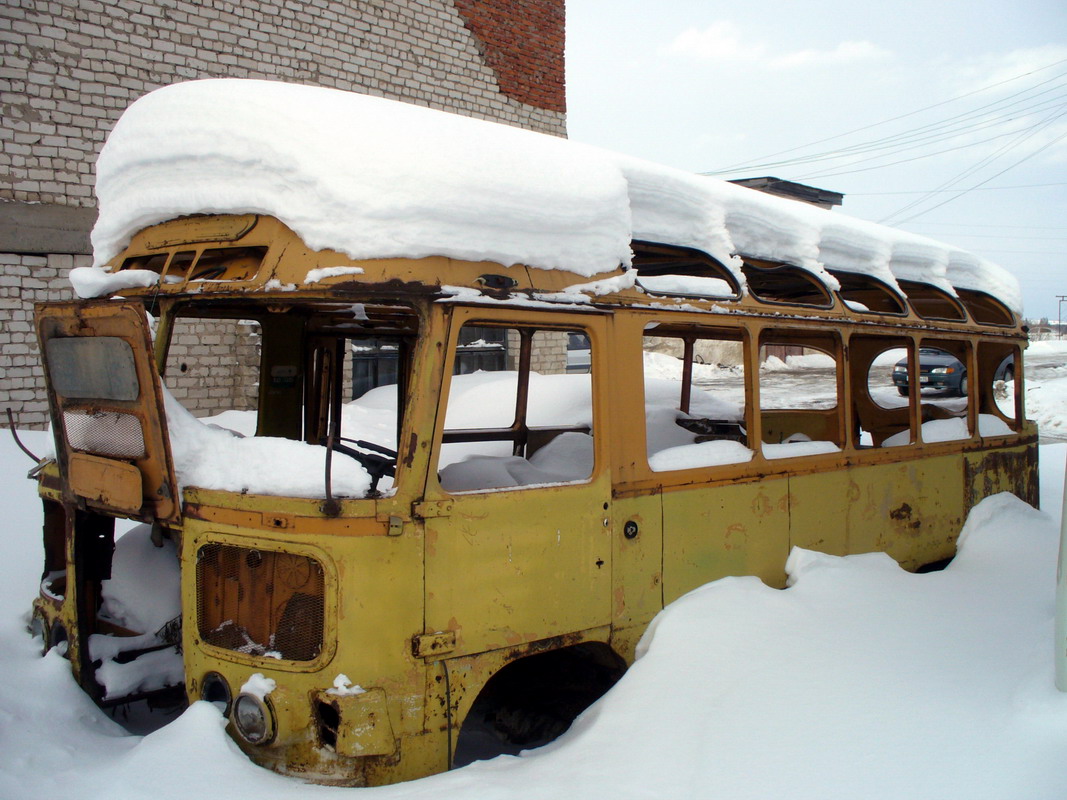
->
<box><xmin>412</xmin><ymin>630</ymin><xmax>456</xmax><ymax>659</ymax></box>
<box><xmin>412</xmin><ymin>499</ymin><xmax>453</xmax><ymax>519</ymax></box>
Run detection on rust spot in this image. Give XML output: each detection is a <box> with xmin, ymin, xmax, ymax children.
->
<box><xmin>889</xmin><ymin>502</ymin><xmax>912</xmax><ymax>521</ymax></box>
<box><xmin>752</xmin><ymin>493</ymin><xmax>773</xmax><ymax>517</ymax></box>
<box><xmin>889</xmin><ymin>502</ymin><xmax>921</xmax><ymax>530</ymax></box>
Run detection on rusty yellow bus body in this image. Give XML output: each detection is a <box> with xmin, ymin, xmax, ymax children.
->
<box><xmin>30</xmin><ymin>214</ymin><xmax>1037</xmax><ymax>785</ymax></box>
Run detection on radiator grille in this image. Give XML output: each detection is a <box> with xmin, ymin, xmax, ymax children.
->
<box><xmin>196</xmin><ymin>543</ymin><xmax>325</xmax><ymax>662</ymax></box>
<box><xmin>63</xmin><ymin>409</ymin><xmax>146</xmax><ymax>458</ymax></box>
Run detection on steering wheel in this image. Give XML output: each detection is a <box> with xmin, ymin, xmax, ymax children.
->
<box><xmin>323</xmin><ymin>437</ymin><xmax>398</xmax><ymax>493</ymax></box>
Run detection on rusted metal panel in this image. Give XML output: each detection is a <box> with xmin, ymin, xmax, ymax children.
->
<box><xmin>413</xmin><ymin>631</ymin><xmax>456</xmax><ymax>659</ymax></box>
<box><xmin>67</xmin><ymin>453</ymin><xmax>143</xmax><ymax>514</ymax></box>
<box><xmin>964</xmin><ymin>443</ymin><xmax>1040</xmax><ymax>512</ymax></box>
<box><xmin>35</xmin><ymin>301</ymin><xmax>180</xmax><ymax>524</ymax></box>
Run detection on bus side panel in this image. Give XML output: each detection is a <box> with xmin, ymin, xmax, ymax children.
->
<box><xmin>790</xmin><ymin>457</ymin><xmax>965</xmax><ymax>570</ymax></box>
<box><xmin>610</xmin><ymin>493</ymin><xmax>664</xmax><ymax>661</ymax></box>
<box><xmin>963</xmin><ymin>442</ymin><xmax>1040</xmax><ymax>512</ymax></box>
<box><xmin>662</xmin><ymin>477</ymin><xmax>792</xmax><ymax>602</ymax></box>
<box><xmin>423</xmin><ymin>478</ymin><xmax>613</xmax><ymax>659</ymax></box>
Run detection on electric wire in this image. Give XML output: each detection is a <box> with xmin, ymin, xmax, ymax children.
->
<box><xmin>703</xmin><ymin>57</ymin><xmax>1067</xmax><ymax>175</ymax></box>
<box><xmin>880</xmin><ymin>114</ymin><xmax>1067</xmax><ymax>224</ymax></box>
<box><xmin>710</xmin><ymin>79</ymin><xmax>1067</xmax><ymax>175</ymax></box>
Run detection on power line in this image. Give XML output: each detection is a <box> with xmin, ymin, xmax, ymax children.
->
<box><xmin>883</xmin><ymin>125</ymin><xmax>1067</xmax><ymax>225</ymax></box>
<box><xmin>712</xmin><ymin>81</ymin><xmax>1067</xmax><ymax>175</ymax></box>
<box><xmin>849</xmin><ymin>181</ymin><xmax>1067</xmax><ymax>195</ymax></box>
<box><xmin>702</xmin><ymin>57</ymin><xmax>1067</xmax><ymax>174</ymax></box>
<box><xmin>795</xmin><ymin>106</ymin><xmax>1067</xmax><ymax>181</ymax></box>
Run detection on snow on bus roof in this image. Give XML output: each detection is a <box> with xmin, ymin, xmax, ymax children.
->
<box><xmin>91</xmin><ymin>79</ymin><xmax>1022</xmax><ymax>312</ymax></box>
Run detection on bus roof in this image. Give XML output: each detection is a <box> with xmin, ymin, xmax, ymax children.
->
<box><xmin>91</xmin><ymin>79</ymin><xmax>1021</xmax><ymax>312</ymax></box>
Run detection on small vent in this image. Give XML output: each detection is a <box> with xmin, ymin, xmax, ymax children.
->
<box><xmin>196</xmin><ymin>543</ymin><xmax>325</xmax><ymax>662</ymax></box>
<box><xmin>63</xmin><ymin>409</ymin><xmax>146</xmax><ymax>458</ymax></box>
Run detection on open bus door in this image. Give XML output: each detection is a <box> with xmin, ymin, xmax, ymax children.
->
<box><xmin>35</xmin><ymin>300</ymin><xmax>181</xmax><ymax>701</ymax></box>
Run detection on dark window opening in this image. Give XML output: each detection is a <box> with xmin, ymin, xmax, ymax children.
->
<box><xmin>899</xmin><ymin>280</ymin><xmax>967</xmax><ymax>322</ymax></box>
<box><xmin>632</xmin><ymin>241</ymin><xmax>740</xmax><ymax>300</ymax></box>
<box><xmin>828</xmin><ymin>269</ymin><xmax>907</xmax><ymax>315</ymax></box>
<box><xmin>741</xmin><ymin>258</ymin><xmax>832</xmax><ymax>307</ymax></box>
<box><xmin>956</xmin><ymin>288</ymin><xmax>1015</xmax><ymax>327</ymax></box>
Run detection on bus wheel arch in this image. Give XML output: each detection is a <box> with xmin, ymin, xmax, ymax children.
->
<box><xmin>452</xmin><ymin>640</ymin><xmax>627</xmax><ymax>767</ymax></box>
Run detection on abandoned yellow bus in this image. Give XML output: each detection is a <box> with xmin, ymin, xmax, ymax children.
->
<box><xmin>27</xmin><ymin>80</ymin><xmax>1037</xmax><ymax>786</ymax></box>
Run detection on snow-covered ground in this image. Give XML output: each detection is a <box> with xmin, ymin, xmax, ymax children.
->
<box><xmin>2</xmin><ymin>346</ymin><xmax>1067</xmax><ymax>798</ymax></box>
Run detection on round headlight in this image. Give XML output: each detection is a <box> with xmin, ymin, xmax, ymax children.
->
<box><xmin>200</xmin><ymin>672</ymin><xmax>232</xmax><ymax>716</ymax></box>
<box><xmin>233</xmin><ymin>693</ymin><xmax>275</xmax><ymax>745</ymax></box>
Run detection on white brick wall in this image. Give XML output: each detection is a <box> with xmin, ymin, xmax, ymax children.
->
<box><xmin>0</xmin><ymin>252</ymin><xmax>92</xmax><ymax>428</ymax></box>
<box><xmin>0</xmin><ymin>0</ymin><xmax>567</xmax><ymax>428</ymax></box>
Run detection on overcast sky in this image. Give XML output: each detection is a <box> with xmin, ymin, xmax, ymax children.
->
<box><xmin>565</xmin><ymin>0</ymin><xmax>1067</xmax><ymax>323</ymax></box>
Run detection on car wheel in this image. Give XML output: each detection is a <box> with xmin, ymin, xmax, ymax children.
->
<box><xmin>958</xmin><ymin>374</ymin><xmax>968</xmax><ymax>397</ymax></box>
<box><xmin>897</xmin><ymin>386</ymin><xmax>909</xmax><ymax>396</ymax></box>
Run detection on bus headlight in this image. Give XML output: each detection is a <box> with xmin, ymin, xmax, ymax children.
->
<box><xmin>200</xmin><ymin>672</ymin><xmax>232</xmax><ymax>716</ymax></box>
<box><xmin>233</xmin><ymin>693</ymin><xmax>276</xmax><ymax>745</ymax></box>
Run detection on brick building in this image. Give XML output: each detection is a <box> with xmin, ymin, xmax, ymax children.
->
<box><xmin>0</xmin><ymin>0</ymin><xmax>567</xmax><ymax>427</ymax></box>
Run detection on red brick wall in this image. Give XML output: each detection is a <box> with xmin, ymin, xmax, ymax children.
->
<box><xmin>453</xmin><ymin>0</ymin><xmax>566</xmax><ymax>113</ymax></box>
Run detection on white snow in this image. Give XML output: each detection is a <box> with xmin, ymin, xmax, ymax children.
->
<box><xmin>89</xmin><ymin>79</ymin><xmax>1021</xmax><ymax>312</ymax></box>
<box><xmin>69</xmin><ymin>265</ymin><xmax>159</xmax><ymax>298</ymax></box>
<box><xmin>162</xmin><ymin>385</ymin><xmax>372</xmax><ymax>499</ymax></box>
<box><xmin>326</xmin><ymin>674</ymin><xmax>366</xmax><ymax>697</ymax></box>
<box><xmin>99</xmin><ymin>523</ymin><xmax>180</xmax><ymax>634</ymax></box>
<box><xmin>1</xmin><ymin>425</ymin><xmax>1066</xmax><ymax>797</ymax></box>
<box><xmin>648</xmin><ymin>439</ymin><xmax>753</xmax><ymax>471</ymax></box>
<box><xmin>304</xmin><ymin>266</ymin><xmax>365</xmax><ymax>284</ymax></box>
<box><xmin>92</xmin><ymin>79</ymin><xmax>632</xmax><ymax>279</ymax></box>
<box><xmin>240</xmin><ymin>673</ymin><xmax>277</xmax><ymax>701</ymax></box>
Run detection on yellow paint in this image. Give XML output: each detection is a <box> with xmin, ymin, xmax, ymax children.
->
<box><xmin>30</xmin><ymin>213</ymin><xmax>1040</xmax><ymax>787</ymax></box>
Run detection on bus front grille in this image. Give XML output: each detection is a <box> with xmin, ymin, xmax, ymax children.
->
<box><xmin>196</xmin><ymin>543</ymin><xmax>325</xmax><ymax>662</ymax></box>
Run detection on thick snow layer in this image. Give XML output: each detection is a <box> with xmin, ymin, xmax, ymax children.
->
<box><xmin>100</xmin><ymin>523</ymin><xmax>179</xmax><ymax>634</ymax></box>
<box><xmin>91</xmin><ymin>79</ymin><xmax>1021</xmax><ymax>311</ymax></box>
<box><xmin>0</xmin><ymin>429</ymin><xmax>1065</xmax><ymax>798</ymax></box>
<box><xmin>92</xmin><ymin>80</ymin><xmax>632</xmax><ymax>278</ymax></box>
<box><xmin>163</xmin><ymin>385</ymin><xmax>372</xmax><ymax>499</ymax></box>
<box><xmin>69</xmin><ymin>266</ymin><xmax>159</xmax><ymax>298</ymax></box>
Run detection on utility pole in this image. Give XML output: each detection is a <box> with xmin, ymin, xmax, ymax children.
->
<box><xmin>1059</xmin><ymin>296</ymin><xmax>1067</xmax><ymax>340</ymax></box>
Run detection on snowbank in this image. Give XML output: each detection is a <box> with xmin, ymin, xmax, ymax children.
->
<box><xmin>1</xmin><ymin>424</ymin><xmax>1066</xmax><ymax>797</ymax></box>
<box><xmin>92</xmin><ymin>79</ymin><xmax>1020</xmax><ymax>311</ymax></box>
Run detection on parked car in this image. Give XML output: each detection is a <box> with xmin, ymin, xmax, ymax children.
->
<box><xmin>892</xmin><ymin>349</ymin><xmax>1016</xmax><ymax>397</ymax></box>
<box><xmin>892</xmin><ymin>348</ymin><xmax>967</xmax><ymax>396</ymax></box>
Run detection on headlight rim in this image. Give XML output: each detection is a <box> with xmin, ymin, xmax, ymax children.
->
<box><xmin>232</xmin><ymin>691</ymin><xmax>277</xmax><ymax>746</ymax></box>
<box><xmin>200</xmin><ymin>671</ymin><xmax>233</xmax><ymax>717</ymax></box>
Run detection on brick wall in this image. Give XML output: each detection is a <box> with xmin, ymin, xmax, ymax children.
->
<box><xmin>453</xmin><ymin>0</ymin><xmax>566</xmax><ymax>113</ymax></box>
<box><xmin>0</xmin><ymin>0</ymin><xmax>567</xmax><ymax>427</ymax></box>
<box><xmin>0</xmin><ymin>252</ymin><xmax>92</xmax><ymax>427</ymax></box>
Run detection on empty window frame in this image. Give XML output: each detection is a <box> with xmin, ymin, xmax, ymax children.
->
<box><xmin>642</xmin><ymin>327</ymin><xmax>750</xmax><ymax>471</ymax></box>
<box><xmin>827</xmin><ymin>269</ymin><xmax>907</xmax><ymax>315</ymax></box>
<box><xmin>898</xmin><ymin>281</ymin><xmax>966</xmax><ymax>322</ymax></box>
<box><xmin>956</xmin><ymin>289</ymin><xmax>1015</xmax><ymax>327</ymax></box>
<box><xmin>740</xmin><ymin>258</ymin><xmax>832</xmax><ymax>308</ymax></box>
<box><xmin>851</xmin><ymin>335</ymin><xmax>914</xmax><ymax>447</ymax></box>
<box><xmin>894</xmin><ymin>339</ymin><xmax>972</xmax><ymax>445</ymax></box>
<box><xmin>437</xmin><ymin>324</ymin><xmax>595</xmax><ymax>493</ymax></box>
<box><xmin>632</xmin><ymin>242</ymin><xmax>741</xmax><ymax>301</ymax></box>
<box><xmin>758</xmin><ymin>329</ymin><xmax>843</xmax><ymax>458</ymax></box>
<box><xmin>978</xmin><ymin>341</ymin><xmax>1021</xmax><ymax>435</ymax></box>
